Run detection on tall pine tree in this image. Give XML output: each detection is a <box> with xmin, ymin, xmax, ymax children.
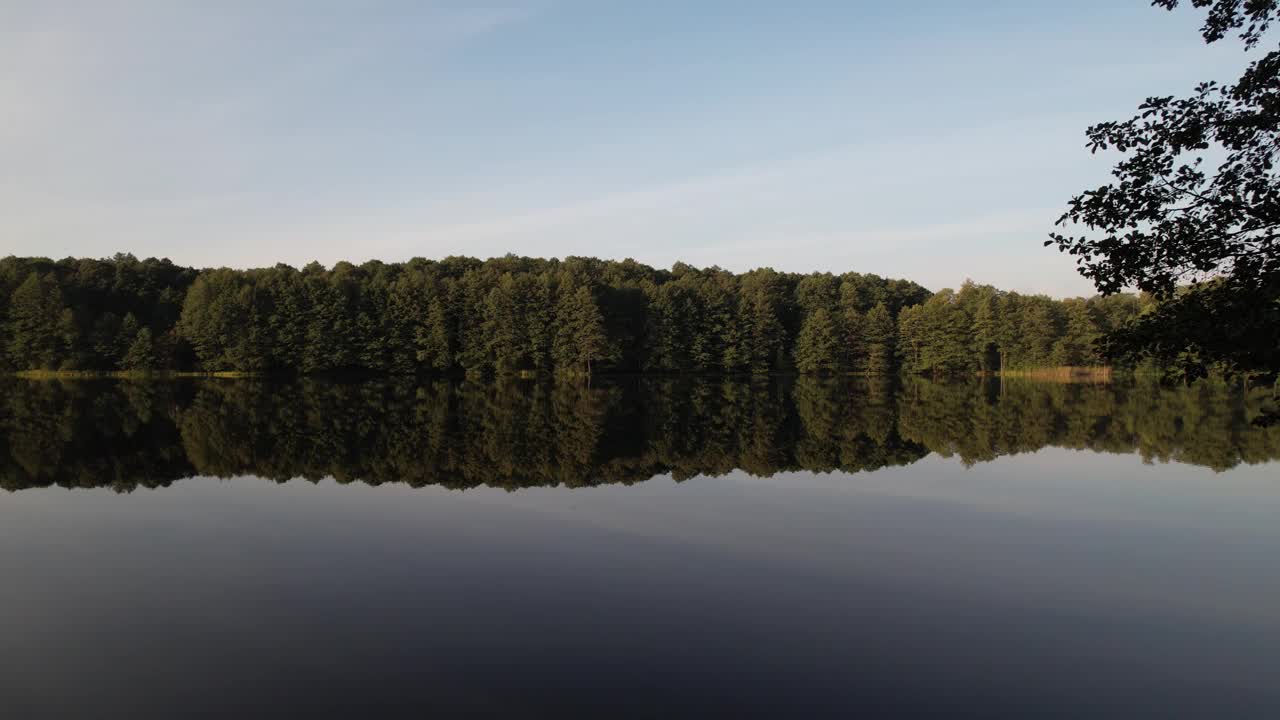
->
<box><xmin>553</xmin><ymin>286</ymin><xmax>612</xmax><ymax>375</ymax></box>
<box><xmin>794</xmin><ymin>307</ymin><xmax>842</xmax><ymax>374</ymax></box>
<box><xmin>8</xmin><ymin>273</ymin><xmax>68</xmax><ymax>370</ymax></box>
<box><xmin>863</xmin><ymin>302</ymin><xmax>896</xmax><ymax>376</ymax></box>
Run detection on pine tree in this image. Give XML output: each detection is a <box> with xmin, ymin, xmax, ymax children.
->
<box><xmin>120</xmin><ymin>327</ymin><xmax>157</xmax><ymax>370</ymax></box>
<box><xmin>524</xmin><ymin>274</ymin><xmax>555</xmax><ymax>372</ymax></box>
<box><xmin>382</xmin><ymin>278</ymin><xmax>420</xmax><ymax>375</ymax></box>
<box><xmin>483</xmin><ymin>277</ymin><xmax>525</xmax><ymax>374</ymax></box>
<box><xmin>701</xmin><ymin>275</ymin><xmax>740</xmax><ymax>372</ymax></box>
<box><xmin>843</xmin><ymin>308</ymin><xmax>865</xmax><ymax>373</ymax></box>
<box><xmin>57</xmin><ymin>307</ymin><xmax>82</xmax><ymax>368</ymax></box>
<box><xmin>266</xmin><ymin>271</ymin><xmax>308</xmax><ymax>371</ymax></box>
<box><xmin>179</xmin><ymin>270</ymin><xmax>250</xmax><ymax>371</ymax></box>
<box><xmin>1018</xmin><ymin>297</ymin><xmax>1063</xmax><ymax>368</ymax></box>
<box><xmin>795</xmin><ymin>274</ymin><xmax>840</xmax><ymax>316</ymax></box>
<box><xmin>120</xmin><ymin>312</ymin><xmax>140</xmax><ymax>347</ymax></box>
<box><xmin>742</xmin><ymin>289</ymin><xmax>784</xmax><ymax>375</ymax></box>
<box><xmin>902</xmin><ymin>291</ymin><xmax>973</xmax><ymax>377</ymax></box>
<box><xmin>7</xmin><ymin>273</ymin><xmax>67</xmax><ymax>369</ymax></box>
<box><xmin>994</xmin><ymin>294</ymin><xmax>1024</xmax><ymax>369</ymax></box>
<box><xmin>553</xmin><ymin>286</ymin><xmax>612</xmax><ymax>374</ymax></box>
<box><xmin>863</xmin><ymin>302</ymin><xmax>896</xmax><ymax>376</ymax></box>
<box><xmin>897</xmin><ymin>305</ymin><xmax>925</xmax><ymax>374</ymax></box>
<box><xmin>1053</xmin><ymin>300</ymin><xmax>1101</xmax><ymax>366</ymax></box>
<box><xmin>416</xmin><ymin>298</ymin><xmax>453</xmax><ymax>371</ymax></box>
<box><xmin>971</xmin><ymin>298</ymin><xmax>1000</xmax><ymax>373</ymax></box>
<box><xmin>642</xmin><ymin>282</ymin><xmax>688</xmax><ymax>372</ymax></box>
<box><xmin>794</xmin><ymin>307</ymin><xmax>842</xmax><ymax>374</ymax></box>
<box><xmin>452</xmin><ymin>275</ymin><xmax>491</xmax><ymax>374</ymax></box>
<box><xmin>90</xmin><ymin>311</ymin><xmax>124</xmax><ymax>367</ymax></box>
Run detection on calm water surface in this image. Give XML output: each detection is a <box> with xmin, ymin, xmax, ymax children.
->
<box><xmin>1</xmin><ymin>378</ymin><xmax>1277</xmax><ymax>718</ymax></box>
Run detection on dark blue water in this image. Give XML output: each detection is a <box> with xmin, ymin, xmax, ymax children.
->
<box><xmin>1</xmin><ymin>378</ymin><xmax>1277</xmax><ymax>717</ymax></box>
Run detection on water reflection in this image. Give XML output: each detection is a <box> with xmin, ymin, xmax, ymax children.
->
<box><xmin>1</xmin><ymin>377</ymin><xmax>1277</xmax><ymax>492</ymax></box>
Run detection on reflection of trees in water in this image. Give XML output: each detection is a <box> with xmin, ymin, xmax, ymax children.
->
<box><xmin>895</xmin><ymin>378</ymin><xmax>1280</xmax><ymax>470</ymax></box>
<box><xmin>0</xmin><ymin>380</ymin><xmax>195</xmax><ymax>492</ymax></box>
<box><xmin>1</xmin><ymin>377</ymin><xmax>1276</xmax><ymax>492</ymax></box>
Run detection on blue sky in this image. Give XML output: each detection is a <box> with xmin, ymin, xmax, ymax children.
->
<box><xmin>0</xmin><ymin>1</ymin><xmax>1252</xmax><ymax>296</ymax></box>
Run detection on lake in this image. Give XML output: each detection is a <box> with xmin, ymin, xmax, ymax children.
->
<box><xmin>1</xmin><ymin>377</ymin><xmax>1278</xmax><ymax>717</ymax></box>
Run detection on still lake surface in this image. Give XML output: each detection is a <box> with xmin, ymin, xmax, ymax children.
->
<box><xmin>1</xmin><ymin>377</ymin><xmax>1278</xmax><ymax>717</ymax></box>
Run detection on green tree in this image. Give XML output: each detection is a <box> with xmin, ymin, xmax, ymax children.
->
<box><xmin>89</xmin><ymin>311</ymin><xmax>125</xmax><ymax>367</ymax></box>
<box><xmin>971</xmin><ymin>297</ymin><xmax>1000</xmax><ymax>373</ymax></box>
<box><xmin>743</xmin><ymin>293</ymin><xmax>784</xmax><ymax>374</ymax></box>
<box><xmin>416</xmin><ymin>298</ymin><xmax>453</xmax><ymax>372</ymax></box>
<box><xmin>904</xmin><ymin>291</ymin><xmax>973</xmax><ymax>377</ymax></box>
<box><xmin>843</xmin><ymin>308</ymin><xmax>866</xmax><ymax>373</ymax></box>
<box><xmin>1017</xmin><ymin>296</ymin><xmax>1063</xmax><ymax>369</ymax></box>
<box><xmin>642</xmin><ymin>281</ymin><xmax>691</xmax><ymax>373</ymax></box>
<box><xmin>794</xmin><ymin>307</ymin><xmax>842</xmax><ymax>374</ymax></box>
<box><xmin>863</xmin><ymin>302</ymin><xmax>896</xmax><ymax>376</ymax></box>
<box><xmin>483</xmin><ymin>275</ymin><xmax>526</xmax><ymax>374</ymax></box>
<box><xmin>897</xmin><ymin>305</ymin><xmax>925</xmax><ymax>374</ymax></box>
<box><xmin>1053</xmin><ymin>299</ymin><xmax>1101</xmax><ymax>366</ymax></box>
<box><xmin>7</xmin><ymin>273</ymin><xmax>67</xmax><ymax>369</ymax></box>
<box><xmin>178</xmin><ymin>270</ymin><xmax>254</xmax><ymax>371</ymax></box>
<box><xmin>120</xmin><ymin>327</ymin><xmax>158</xmax><ymax>370</ymax></box>
<box><xmin>739</xmin><ymin>270</ymin><xmax>787</xmax><ymax>375</ymax></box>
<box><xmin>795</xmin><ymin>274</ymin><xmax>840</xmax><ymax>316</ymax></box>
<box><xmin>553</xmin><ymin>286</ymin><xmax>612</xmax><ymax>374</ymax></box>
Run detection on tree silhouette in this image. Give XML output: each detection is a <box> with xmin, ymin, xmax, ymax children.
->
<box><xmin>1049</xmin><ymin>0</ymin><xmax>1280</xmax><ymax>379</ymax></box>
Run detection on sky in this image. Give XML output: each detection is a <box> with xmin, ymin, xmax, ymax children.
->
<box><xmin>0</xmin><ymin>0</ymin><xmax>1255</xmax><ymax>296</ymax></box>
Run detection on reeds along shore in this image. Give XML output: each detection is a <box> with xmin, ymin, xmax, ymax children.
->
<box><xmin>986</xmin><ymin>366</ymin><xmax>1114</xmax><ymax>382</ymax></box>
<box><xmin>13</xmin><ymin>370</ymin><xmax>258</xmax><ymax>380</ymax></box>
<box><xmin>13</xmin><ymin>367</ymin><xmax>1116</xmax><ymax>382</ymax></box>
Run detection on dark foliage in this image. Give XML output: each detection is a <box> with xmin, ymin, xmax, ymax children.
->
<box><xmin>4</xmin><ymin>255</ymin><xmax>1167</xmax><ymax>378</ymax></box>
<box><xmin>1153</xmin><ymin>0</ymin><xmax>1279</xmax><ymax>48</ymax></box>
<box><xmin>1</xmin><ymin>254</ymin><xmax>935</xmax><ymax>375</ymax></box>
<box><xmin>1050</xmin><ymin>0</ymin><xmax>1280</xmax><ymax>379</ymax></box>
<box><xmin>1103</xmin><ymin>272</ymin><xmax>1280</xmax><ymax>381</ymax></box>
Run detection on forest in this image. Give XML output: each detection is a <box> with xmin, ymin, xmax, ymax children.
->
<box><xmin>0</xmin><ymin>254</ymin><xmax>1151</xmax><ymax>377</ymax></box>
<box><xmin>2</xmin><ymin>376</ymin><xmax>1276</xmax><ymax>493</ymax></box>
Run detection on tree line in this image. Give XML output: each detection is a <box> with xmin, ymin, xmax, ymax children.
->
<box><xmin>2</xmin><ymin>376</ymin><xmax>1276</xmax><ymax>493</ymax></box>
<box><xmin>2</xmin><ymin>254</ymin><xmax>1157</xmax><ymax>377</ymax></box>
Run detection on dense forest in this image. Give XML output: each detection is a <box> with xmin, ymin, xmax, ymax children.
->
<box><xmin>1</xmin><ymin>376</ymin><xmax>1276</xmax><ymax>493</ymax></box>
<box><xmin>0</xmin><ymin>254</ymin><xmax>1152</xmax><ymax>377</ymax></box>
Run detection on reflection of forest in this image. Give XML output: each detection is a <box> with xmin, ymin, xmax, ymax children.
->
<box><xmin>1</xmin><ymin>377</ymin><xmax>1277</xmax><ymax>492</ymax></box>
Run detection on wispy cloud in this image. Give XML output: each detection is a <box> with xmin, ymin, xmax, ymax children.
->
<box><xmin>733</xmin><ymin>208</ymin><xmax>1062</xmax><ymax>254</ymax></box>
<box><xmin>1</xmin><ymin>2</ymin><xmax>541</xmax><ymax>221</ymax></box>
